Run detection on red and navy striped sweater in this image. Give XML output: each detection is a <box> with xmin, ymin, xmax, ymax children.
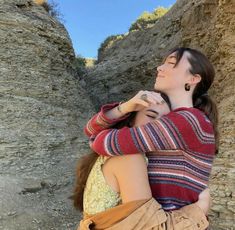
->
<box><xmin>84</xmin><ymin>103</ymin><xmax>215</xmax><ymax>211</ymax></box>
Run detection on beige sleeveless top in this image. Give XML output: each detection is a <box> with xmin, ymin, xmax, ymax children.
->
<box><xmin>83</xmin><ymin>156</ymin><xmax>121</xmax><ymax>215</ymax></box>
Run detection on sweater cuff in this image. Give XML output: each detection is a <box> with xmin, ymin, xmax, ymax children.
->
<box><xmin>180</xmin><ymin>204</ymin><xmax>209</xmax><ymax>229</ymax></box>
<box><xmin>100</xmin><ymin>103</ymin><xmax>130</xmax><ymax>123</ymax></box>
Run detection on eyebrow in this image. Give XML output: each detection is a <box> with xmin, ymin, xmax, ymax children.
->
<box><xmin>162</xmin><ymin>55</ymin><xmax>177</xmax><ymax>64</ymax></box>
<box><xmin>167</xmin><ymin>55</ymin><xmax>177</xmax><ymax>60</ymax></box>
<box><xmin>146</xmin><ymin>109</ymin><xmax>159</xmax><ymax>115</ymax></box>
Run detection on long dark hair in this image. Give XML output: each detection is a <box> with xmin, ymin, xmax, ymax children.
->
<box><xmin>168</xmin><ymin>47</ymin><xmax>219</xmax><ymax>153</ymax></box>
<box><xmin>70</xmin><ymin>112</ymin><xmax>137</xmax><ymax>211</ymax></box>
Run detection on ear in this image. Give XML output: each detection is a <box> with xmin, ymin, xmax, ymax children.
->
<box><xmin>189</xmin><ymin>74</ymin><xmax>201</xmax><ymax>85</ymax></box>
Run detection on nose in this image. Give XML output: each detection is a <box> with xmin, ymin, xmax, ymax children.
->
<box><xmin>157</xmin><ymin>64</ymin><xmax>164</xmax><ymax>73</ymax></box>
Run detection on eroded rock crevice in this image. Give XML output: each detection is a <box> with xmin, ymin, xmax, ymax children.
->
<box><xmin>0</xmin><ymin>0</ymin><xmax>234</xmax><ymax>229</ymax></box>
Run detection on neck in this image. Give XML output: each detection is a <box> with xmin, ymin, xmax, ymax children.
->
<box><xmin>167</xmin><ymin>91</ymin><xmax>193</xmax><ymax>110</ymax></box>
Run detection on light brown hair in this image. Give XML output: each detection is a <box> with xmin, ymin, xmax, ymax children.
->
<box><xmin>70</xmin><ymin>112</ymin><xmax>137</xmax><ymax>211</ymax></box>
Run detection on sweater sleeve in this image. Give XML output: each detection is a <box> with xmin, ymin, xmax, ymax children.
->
<box><xmin>84</xmin><ymin>103</ymin><xmax>131</xmax><ymax>137</ymax></box>
<box><xmin>90</xmin><ymin>109</ymin><xmax>216</xmax><ymax>156</ymax></box>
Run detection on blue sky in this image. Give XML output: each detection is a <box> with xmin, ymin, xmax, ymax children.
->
<box><xmin>50</xmin><ymin>0</ymin><xmax>176</xmax><ymax>58</ymax></box>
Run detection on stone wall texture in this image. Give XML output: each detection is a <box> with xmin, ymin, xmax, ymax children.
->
<box><xmin>0</xmin><ymin>0</ymin><xmax>234</xmax><ymax>229</ymax></box>
<box><xmin>0</xmin><ymin>0</ymin><xmax>94</xmax><ymax>229</ymax></box>
<box><xmin>83</xmin><ymin>0</ymin><xmax>235</xmax><ymax>229</ymax></box>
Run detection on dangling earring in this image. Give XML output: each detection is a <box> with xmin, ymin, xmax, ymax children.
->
<box><xmin>185</xmin><ymin>83</ymin><xmax>190</xmax><ymax>91</ymax></box>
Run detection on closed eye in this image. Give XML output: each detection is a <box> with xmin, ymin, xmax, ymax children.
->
<box><xmin>165</xmin><ymin>55</ymin><xmax>177</xmax><ymax>66</ymax></box>
<box><xmin>146</xmin><ymin>109</ymin><xmax>159</xmax><ymax>119</ymax></box>
<box><xmin>146</xmin><ymin>114</ymin><xmax>156</xmax><ymax>119</ymax></box>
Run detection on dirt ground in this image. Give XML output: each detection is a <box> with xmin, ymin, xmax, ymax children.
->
<box><xmin>0</xmin><ymin>147</ymin><xmax>87</xmax><ymax>230</ymax></box>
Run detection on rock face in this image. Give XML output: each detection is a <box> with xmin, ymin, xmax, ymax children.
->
<box><xmin>83</xmin><ymin>0</ymin><xmax>235</xmax><ymax>229</ymax></box>
<box><xmin>0</xmin><ymin>0</ymin><xmax>94</xmax><ymax>229</ymax></box>
<box><xmin>1</xmin><ymin>0</ymin><xmax>234</xmax><ymax>229</ymax></box>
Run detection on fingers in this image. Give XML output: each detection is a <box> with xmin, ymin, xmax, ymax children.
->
<box><xmin>124</xmin><ymin>90</ymin><xmax>166</xmax><ymax>113</ymax></box>
<box><xmin>140</xmin><ymin>93</ymin><xmax>156</xmax><ymax>104</ymax></box>
<box><xmin>138</xmin><ymin>91</ymin><xmax>165</xmax><ymax>105</ymax></box>
<box><xmin>136</xmin><ymin>98</ymin><xmax>150</xmax><ymax>108</ymax></box>
<box><xmin>121</xmin><ymin>92</ymin><xmax>151</xmax><ymax>113</ymax></box>
<box><xmin>149</xmin><ymin>92</ymin><xmax>165</xmax><ymax>104</ymax></box>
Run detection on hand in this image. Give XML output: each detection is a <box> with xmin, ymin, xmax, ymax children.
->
<box><xmin>120</xmin><ymin>91</ymin><xmax>165</xmax><ymax>114</ymax></box>
<box><xmin>196</xmin><ymin>188</ymin><xmax>212</xmax><ymax>215</ymax></box>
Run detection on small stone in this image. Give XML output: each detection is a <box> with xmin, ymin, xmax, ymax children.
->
<box><xmin>7</xmin><ymin>211</ymin><xmax>17</xmax><ymax>216</ymax></box>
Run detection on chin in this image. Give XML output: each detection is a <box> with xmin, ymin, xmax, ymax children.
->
<box><xmin>154</xmin><ymin>82</ymin><xmax>158</xmax><ymax>89</ymax></box>
<box><xmin>154</xmin><ymin>85</ymin><xmax>167</xmax><ymax>95</ymax></box>
<box><xmin>154</xmin><ymin>82</ymin><xmax>161</xmax><ymax>91</ymax></box>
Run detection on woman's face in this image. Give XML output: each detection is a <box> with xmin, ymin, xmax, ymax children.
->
<box><xmin>133</xmin><ymin>102</ymin><xmax>170</xmax><ymax>127</ymax></box>
<box><xmin>154</xmin><ymin>51</ymin><xmax>192</xmax><ymax>93</ymax></box>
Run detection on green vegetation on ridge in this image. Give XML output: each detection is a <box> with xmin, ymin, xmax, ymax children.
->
<box><xmin>129</xmin><ymin>7</ymin><xmax>169</xmax><ymax>32</ymax></box>
<box><xmin>98</xmin><ymin>6</ymin><xmax>170</xmax><ymax>56</ymax></box>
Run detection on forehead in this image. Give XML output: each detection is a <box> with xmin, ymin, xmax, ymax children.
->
<box><xmin>143</xmin><ymin>103</ymin><xmax>164</xmax><ymax>112</ymax></box>
<box><xmin>166</xmin><ymin>51</ymin><xmax>191</xmax><ymax>66</ymax></box>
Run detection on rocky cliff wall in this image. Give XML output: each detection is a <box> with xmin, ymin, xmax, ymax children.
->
<box><xmin>0</xmin><ymin>0</ymin><xmax>94</xmax><ymax>229</ymax></box>
<box><xmin>0</xmin><ymin>0</ymin><xmax>234</xmax><ymax>229</ymax></box>
<box><xmin>83</xmin><ymin>0</ymin><xmax>235</xmax><ymax>229</ymax></box>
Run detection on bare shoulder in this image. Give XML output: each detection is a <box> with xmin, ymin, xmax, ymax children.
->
<box><xmin>107</xmin><ymin>154</ymin><xmax>146</xmax><ymax>172</ymax></box>
<box><xmin>108</xmin><ymin>154</ymin><xmax>146</xmax><ymax>163</ymax></box>
<box><xmin>106</xmin><ymin>154</ymin><xmax>151</xmax><ymax>203</ymax></box>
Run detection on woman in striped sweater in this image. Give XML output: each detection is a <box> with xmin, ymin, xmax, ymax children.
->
<box><xmin>85</xmin><ymin>47</ymin><xmax>218</xmax><ymax>212</ymax></box>
<box><xmin>73</xmin><ymin>97</ymin><xmax>210</xmax><ymax>229</ymax></box>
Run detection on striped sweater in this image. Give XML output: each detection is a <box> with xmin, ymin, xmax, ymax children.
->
<box><xmin>84</xmin><ymin>103</ymin><xmax>215</xmax><ymax>210</ymax></box>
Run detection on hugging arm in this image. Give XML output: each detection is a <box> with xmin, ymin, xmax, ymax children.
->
<box><xmin>84</xmin><ymin>103</ymin><xmax>181</xmax><ymax>156</ymax></box>
<box><xmin>85</xmin><ymin>102</ymin><xmax>214</xmax><ymax>158</ymax></box>
<box><xmin>84</xmin><ymin>103</ymin><xmax>130</xmax><ymax>137</ymax></box>
<box><xmin>89</xmin><ymin>110</ymin><xmax>198</xmax><ymax>156</ymax></box>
